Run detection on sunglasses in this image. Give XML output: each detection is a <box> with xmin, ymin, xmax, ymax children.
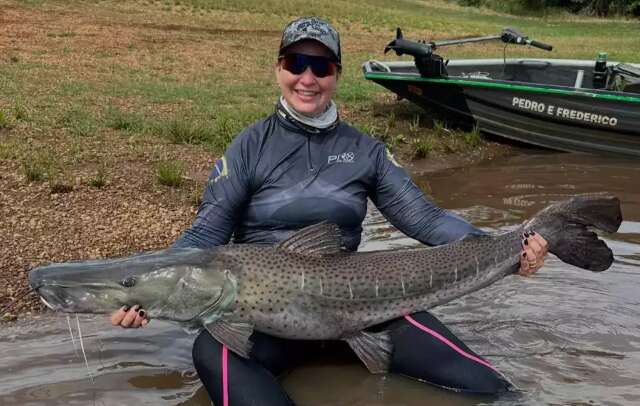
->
<box><xmin>279</xmin><ymin>53</ymin><xmax>339</xmax><ymax>78</ymax></box>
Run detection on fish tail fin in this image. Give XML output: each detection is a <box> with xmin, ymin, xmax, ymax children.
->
<box><xmin>526</xmin><ymin>194</ymin><xmax>622</xmax><ymax>272</ymax></box>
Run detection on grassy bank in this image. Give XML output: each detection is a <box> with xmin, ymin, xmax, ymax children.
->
<box><xmin>0</xmin><ymin>0</ymin><xmax>638</xmax><ymax>318</ymax></box>
<box><xmin>1</xmin><ymin>1</ymin><xmax>638</xmax><ymax>167</ymax></box>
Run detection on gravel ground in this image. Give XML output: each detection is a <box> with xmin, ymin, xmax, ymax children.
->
<box><xmin>0</xmin><ymin>130</ymin><xmax>217</xmax><ymax>321</ymax></box>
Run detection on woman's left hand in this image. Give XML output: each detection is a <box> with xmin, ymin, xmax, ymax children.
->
<box><xmin>519</xmin><ymin>232</ymin><xmax>548</xmax><ymax>276</ymax></box>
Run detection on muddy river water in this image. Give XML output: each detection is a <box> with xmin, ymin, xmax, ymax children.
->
<box><xmin>1</xmin><ymin>151</ymin><xmax>639</xmax><ymax>405</ymax></box>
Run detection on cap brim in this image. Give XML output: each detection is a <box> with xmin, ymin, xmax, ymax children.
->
<box><xmin>278</xmin><ymin>38</ymin><xmax>340</xmax><ymax>63</ymax></box>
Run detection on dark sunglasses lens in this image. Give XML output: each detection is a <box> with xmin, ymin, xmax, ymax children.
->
<box><xmin>282</xmin><ymin>54</ymin><xmax>306</xmax><ymax>75</ymax></box>
<box><xmin>282</xmin><ymin>54</ymin><xmax>335</xmax><ymax>78</ymax></box>
<box><xmin>310</xmin><ymin>58</ymin><xmax>334</xmax><ymax>77</ymax></box>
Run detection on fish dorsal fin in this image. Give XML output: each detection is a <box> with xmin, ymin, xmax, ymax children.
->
<box><xmin>344</xmin><ymin>330</ymin><xmax>393</xmax><ymax>374</ymax></box>
<box><xmin>204</xmin><ymin>320</ymin><xmax>254</xmax><ymax>358</ymax></box>
<box><xmin>277</xmin><ymin>222</ymin><xmax>343</xmax><ymax>256</ymax></box>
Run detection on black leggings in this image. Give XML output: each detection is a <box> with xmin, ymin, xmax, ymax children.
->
<box><xmin>192</xmin><ymin>311</ymin><xmax>511</xmax><ymax>405</ymax></box>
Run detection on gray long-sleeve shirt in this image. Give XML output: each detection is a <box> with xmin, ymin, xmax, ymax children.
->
<box><xmin>173</xmin><ymin>104</ymin><xmax>481</xmax><ymax>251</ymax></box>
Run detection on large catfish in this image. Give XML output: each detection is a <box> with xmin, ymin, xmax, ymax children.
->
<box><xmin>29</xmin><ymin>194</ymin><xmax>622</xmax><ymax>372</ymax></box>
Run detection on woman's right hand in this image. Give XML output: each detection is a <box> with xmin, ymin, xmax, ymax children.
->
<box><xmin>111</xmin><ymin>305</ymin><xmax>149</xmax><ymax>328</ymax></box>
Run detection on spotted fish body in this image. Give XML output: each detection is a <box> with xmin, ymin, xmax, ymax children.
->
<box><xmin>29</xmin><ymin>194</ymin><xmax>622</xmax><ymax>373</ymax></box>
<box><xmin>221</xmin><ymin>231</ymin><xmax>520</xmax><ymax>340</ymax></box>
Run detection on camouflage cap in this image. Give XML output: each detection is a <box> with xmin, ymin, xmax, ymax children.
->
<box><xmin>279</xmin><ymin>17</ymin><xmax>341</xmax><ymax>64</ymax></box>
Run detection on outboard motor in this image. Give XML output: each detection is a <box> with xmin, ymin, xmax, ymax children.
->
<box><xmin>384</xmin><ymin>28</ymin><xmax>448</xmax><ymax>78</ymax></box>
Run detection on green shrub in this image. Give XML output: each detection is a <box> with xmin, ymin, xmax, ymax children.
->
<box><xmin>157</xmin><ymin>113</ymin><xmax>246</xmax><ymax>150</ymax></box>
<box><xmin>61</xmin><ymin>108</ymin><xmax>96</xmax><ymax>137</ymax></box>
<box><xmin>189</xmin><ymin>182</ymin><xmax>204</xmax><ymax>207</ymax></box>
<box><xmin>408</xmin><ymin>114</ymin><xmax>421</xmax><ymax>136</ymax></box>
<box><xmin>0</xmin><ymin>111</ymin><xmax>10</xmax><ymax>129</ymax></box>
<box><xmin>160</xmin><ymin>119</ymin><xmax>211</xmax><ymax>144</ymax></box>
<box><xmin>87</xmin><ymin>167</ymin><xmax>107</xmax><ymax>188</ymax></box>
<box><xmin>463</xmin><ymin>126</ymin><xmax>483</xmax><ymax>148</ymax></box>
<box><xmin>21</xmin><ymin>151</ymin><xmax>54</xmax><ymax>182</ymax></box>
<box><xmin>432</xmin><ymin>120</ymin><xmax>450</xmax><ymax>137</ymax></box>
<box><xmin>14</xmin><ymin>103</ymin><xmax>29</xmax><ymax>121</ymax></box>
<box><xmin>106</xmin><ymin>107</ymin><xmax>146</xmax><ymax>133</ymax></box>
<box><xmin>412</xmin><ymin>137</ymin><xmax>433</xmax><ymax>158</ymax></box>
<box><xmin>0</xmin><ymin>143</ymin><xmax>10</xmax><ymax>160</ymax></box>
<box><xmin>354</xmin><ymin>123</ymin><xmax>380</xmax><ymax>138</ymax></box>
<box><xmin>156</xmin><ymin>159</ymin><xmax>184</xmax><ymax>187</ymax></box>
<box><xmin>212</xmin><ymin>115</ymin><xmax>243</xmax><ymax>151</ymax></box>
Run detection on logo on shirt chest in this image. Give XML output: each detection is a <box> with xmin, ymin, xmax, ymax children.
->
<box><xmin>328</xmin><ymin>152</ymin><xmax>355</xmax><ymax>164</ymax></box>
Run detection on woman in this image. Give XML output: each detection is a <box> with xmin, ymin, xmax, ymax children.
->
<box><xmin>112</xmin><ymin>17</ymin><xmax>548</xmax><ymax>405</ymax></box>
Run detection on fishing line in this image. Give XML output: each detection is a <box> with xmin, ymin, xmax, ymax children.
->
<box><xmin>91</xmin><ymin>319</ymin><xmax>107</xmax><ymax>371</ymax></box>
<box><xmin>66</xmin><ymin>314</ymin><xmax>79</xmax><ymax>356</ymax></box>
<box><xmin>87</xmin><ymin>324</ymin><xmax>108</xmax><ymax>406</ymax></box>
<box><xmin>76</xmin><ymin>313</ymin><xmax>94</xmax><ymax>384</ymax></box>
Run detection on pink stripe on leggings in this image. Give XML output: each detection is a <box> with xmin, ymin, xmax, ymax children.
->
<box><xmin>404</xmin><ymin>314</ymin><xmax>498</xmax><ymax>373</ymax></box>
<box><xmin>222</xmin><ymin>345</ymin><xmax>229</xmax><ymax>406</ymax></box>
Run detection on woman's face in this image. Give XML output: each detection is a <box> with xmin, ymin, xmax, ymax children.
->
<box><xmin>276</xmin><ymin>40</ymin><xmax>339</xmax><ymax>116</ymax></box>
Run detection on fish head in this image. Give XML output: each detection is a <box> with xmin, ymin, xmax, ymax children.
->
<box><xmin>29</xmin><ymin>248</ymin><xmax>237</xmax><ymax>322</ymax></box>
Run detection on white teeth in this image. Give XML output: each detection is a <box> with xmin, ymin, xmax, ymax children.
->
<box><xmin>297</xmin><ymin>90</ymin><xmax>316</xmax><ymax>96</ymax></box>
<box><xmin>40</xmin><ymin>296</ymin><xmax>55</xmax><ymax>310</ymax></box>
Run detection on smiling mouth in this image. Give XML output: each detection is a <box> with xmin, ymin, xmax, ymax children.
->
<box><xmin>295</xmin><ymin>90</ymin><xmax>318</xmax><ymax>97</ymax></box>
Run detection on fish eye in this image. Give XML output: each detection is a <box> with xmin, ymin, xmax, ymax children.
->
<box><xmin>121</xmin><ymin>277</ymin><xmax>136</xmax><ymax>288</ymax></box>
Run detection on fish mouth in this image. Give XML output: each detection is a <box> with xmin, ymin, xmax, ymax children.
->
<box><xmin>34</xmin><ymin>284</ymin><xmax>112</xmax><ymax>313</ymax></box>
<box><xmin>34</xmin><ymin>286</ymin><xmax>72</xmax><ymax>312</ymax></box>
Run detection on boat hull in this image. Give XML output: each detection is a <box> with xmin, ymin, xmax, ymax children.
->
<box><xmin>364</xmin><ymin>59</ymin><xmax>640</xmax><ymax>157</ymax></box>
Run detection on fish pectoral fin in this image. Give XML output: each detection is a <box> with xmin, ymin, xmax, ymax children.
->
<box><xmin>204</xmin><ymin>320</ymin><xmax>254</xmax><ymax>358</ymax></box>
<box><xmin>344</xmin><ymin>331</ymin><xmax>393</xmax><ymax>374</ymax></box>
<box><xmin>277</xmin><ymin>222</ymin><xmax>343</xmax><ymax>256</ymax></box>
